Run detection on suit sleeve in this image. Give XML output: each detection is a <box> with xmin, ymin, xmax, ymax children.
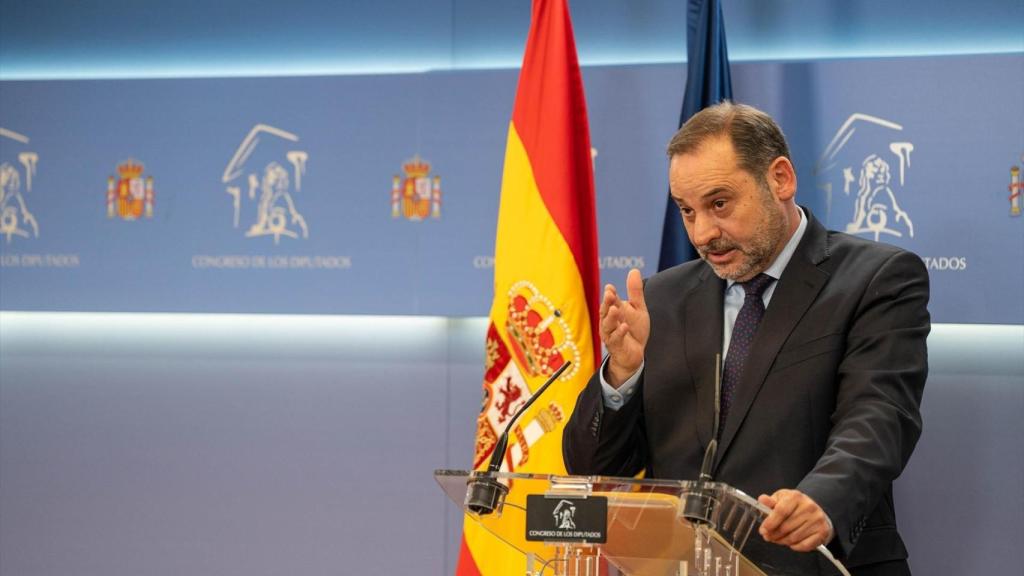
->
<box><xmin>563</xmin><ymin>367</ymin><xmax>648</xmax><ymax>477</ymax></box>
<box><xmin>796</xmin><ymin>250</ymin><xmax>930</xmax><ymax>558</ymax></box>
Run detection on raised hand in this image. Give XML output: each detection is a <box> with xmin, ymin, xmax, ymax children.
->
<box><xmin>600</xmin><ymin>268</ymin><xmax>650</xmax><ymax>387</ymax></box>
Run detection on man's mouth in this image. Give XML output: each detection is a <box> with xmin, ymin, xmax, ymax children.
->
<box><xmin>704</xmin><ymin>248</ymin><xmax>735</xmax><ymax>264</ymax></box>
<box><xmin>699</xmin><ymin>242</ymin><xmax>738</xmax><ymax>265</ymax></box>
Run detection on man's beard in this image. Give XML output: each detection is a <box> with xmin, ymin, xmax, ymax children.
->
<box><xmin>697</xmin><ymin>193</ymin><xmax>788</xmax><ymax>282</ymax></box>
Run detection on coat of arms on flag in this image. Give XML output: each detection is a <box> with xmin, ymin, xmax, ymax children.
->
<box><xmin>391</xmin><ymin>154</ymin><xmax>441</xmax><ymax>221</ymax></box>
<box><xmin>106</xmin><ymin>159</ymin><xmax>154</xmax><ymax>221</ymax></box>
<box><xmin>474</xmin><ymin>321</ymin><xmax>569</xmax><ymax>472</ymax></box>
<box><xmin>506</xmin><ymin>280</ymin><xmax>581</xmax><ymax>380</ymax></box>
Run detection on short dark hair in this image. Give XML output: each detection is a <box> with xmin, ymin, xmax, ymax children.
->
<box><xmin>666</xmin><ymin>102</ymin><xmax>790</xmax><ymax>187</ymax></box>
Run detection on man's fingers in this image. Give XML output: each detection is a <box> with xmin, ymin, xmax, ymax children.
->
<box><xmin>599</xmin><ymin>284</ymin><xmax>619</xmax><ymax>319</ymax></box>
<box><xmin>756</xmin><ymin>490</ymin><xmax>832</xmax><ymax>553</ymax></box>
<box><xmin>599</xmin><ymin>285</ymin><xmax>623</xmax><ymax>337</ymax></box>
<box><xmin>625</xmin><ymin>268</ymin><xmax>645</xmax><ymax>310</ymax></box>
<box><xmin>791</xmin><ymin>532</ymin><xmax>826</xmax><ymax>553</ymax></box>
<box><xmin>601</xmin><ymin>317</ymin><xmax>624</xmax><ymax>344</ymax></box>
<box><xmin>600</xmin><ymin>270</ymin><xmax>649</xmax><ymax>382</ymax></box>
<box><xmin>602</xmin><ymin>309</ymin><xmax>638</xmax><ymax>360</ymax></box>
<box><xmin>601</xmin><ymin>300</ymin><xmax>626</xmax><ymax>335</ymax></box>
<box><xmin>759</xmin><ymin>490</ymin><xmax>798</xmax><ymax>534</ymax></box>
<box><xmin>775</xmin><ymin>517</ymin><xmax>829</xmax><ymax>550</ymax></box>
<box><xmin>772</xmin><ymin>512</ymin><xmax>813</xmax><ymax>543</ymax></box>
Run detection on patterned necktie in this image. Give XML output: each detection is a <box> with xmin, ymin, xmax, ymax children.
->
<box><xmin>718</xmin><ymin>273</ymin><xmax>774</xmax><ymax>439</ymax></box>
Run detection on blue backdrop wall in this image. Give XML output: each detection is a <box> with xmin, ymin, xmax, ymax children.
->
<box><xmin>1</xmin><ymin>55</ymin><xmax>1022</xmax><ymax>321</ymax></box>
<box><xmin>1</xmin><ymin>1</ymin><xmax>1023</xmax><ymax>575</ymax></box>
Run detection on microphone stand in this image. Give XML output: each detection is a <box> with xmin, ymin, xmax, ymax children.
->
<box><xmin>682</xmin><ymin>354</ymin><xmax>721</xmax><ymax>525</ymax></box>
<box><xmin>465</xmin><ymin>361</ymin><xmax>571</xmax><ymax>515</ymax></box>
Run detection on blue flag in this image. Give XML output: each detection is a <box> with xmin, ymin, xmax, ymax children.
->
<box><xmin>658</xmin><ymin>0</ymin><xmax>733</xmax><ymax>270</ymax></box>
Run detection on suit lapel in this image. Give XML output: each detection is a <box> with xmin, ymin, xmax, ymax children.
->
<box><xmin>683</xmin><ymin>266</ymin><xmax>726</xmax><ymax>450</ymax></box>
<box><xmin>715</xmin><ymin>213</ymin><xmax>832</xmax><ymax>469</ymax></box>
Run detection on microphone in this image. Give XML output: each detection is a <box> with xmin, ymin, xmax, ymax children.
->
<box><xmin>465</xmin><ymin>360</ymin><xmax>572</xmax><ymax>515</ymax></box>
<box><xmin>683</xmin><ymin>354</ymin><xmax>721</xmax><ymax>524</ymax></box>
<box><xmin>701</xmin><ymin>352</ymin><xmax>723</xmax><ymax>482</ymax></box>
<box><xmin>698</xmin><ymin>438</ymin><xmax>717</xmax><ymax>483</ymax></box>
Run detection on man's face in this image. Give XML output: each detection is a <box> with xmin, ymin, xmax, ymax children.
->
<box><xmin>669</xmin><ymin>136</ymin><xmax>789</xmax><ymax>282</ymax></box>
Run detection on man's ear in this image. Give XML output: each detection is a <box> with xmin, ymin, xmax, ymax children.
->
<box><xmin>768</xmin><ymin>156</ymin><xmax>797</xmax><ymax>201</ymax></box>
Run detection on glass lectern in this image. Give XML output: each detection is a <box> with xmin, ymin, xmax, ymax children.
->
<box><xmin>436</xmin><ymin>470</ymin><xmax>850</xmax><ymax>576</ymax></box>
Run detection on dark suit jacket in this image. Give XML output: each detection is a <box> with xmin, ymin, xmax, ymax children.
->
<box><xmin>564</xmin><ymin>211</ymin><xmax>929</xmax><ymax>575</ymax></box>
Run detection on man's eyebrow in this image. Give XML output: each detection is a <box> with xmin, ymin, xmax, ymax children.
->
<box><xmin>700</xmin><ymin>187</ymin><xmax>730</xmax><ymax>200</ymax></box>
<box><xmin>670</xmin><ymin>186</ymin><xmax>730</xmax><ymax>207</ymax></box>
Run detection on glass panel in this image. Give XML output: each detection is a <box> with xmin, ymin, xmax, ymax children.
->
<box><xmin>436</xmin><ymin>470</ymin><xmax>850</xmax><ymax>576</ymax></box>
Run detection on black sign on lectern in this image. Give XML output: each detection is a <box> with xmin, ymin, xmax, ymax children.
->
<box><xmin>525</xmin><ymin>494</ymin><xmax>608</xmax><ymax>543</ymax></box>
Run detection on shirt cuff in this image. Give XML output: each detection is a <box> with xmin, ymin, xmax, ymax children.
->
<box><xmin>599</xmin><ymin>356</ymin><xmax>643</xmax><ymax>411</ymax></box>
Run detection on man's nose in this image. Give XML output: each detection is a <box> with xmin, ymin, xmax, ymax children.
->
<box><xmin>689</xmin><ymin>215</ymin><xmax>720</xmax><ymax>246</ymax></box>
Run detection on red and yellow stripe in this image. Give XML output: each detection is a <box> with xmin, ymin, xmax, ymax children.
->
<box><xmin>457</xmin><ymin>1</ymin><xmax>600</xmax><ymax>574</ymax></box>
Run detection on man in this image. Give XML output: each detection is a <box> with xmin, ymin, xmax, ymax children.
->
<box><xmin>563</xmin><ymin>103</ymin><xmax>929</xmax><ymax>575</ymax></box>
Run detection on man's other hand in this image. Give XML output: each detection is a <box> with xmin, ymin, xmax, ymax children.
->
<box><xmin>757</xmin><ymin>489</ymin><xmax>834</xmax><ymax>552</ymax></box>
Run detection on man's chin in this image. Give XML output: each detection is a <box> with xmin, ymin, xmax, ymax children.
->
<box><xmin>703</xmin><ymin>258</ymin><xmax>756</xmax><ymax>282</ymax></box>
<box><xmin>705</xmin><ymin>261</ymin><xmax>741</xmax><ymax>281</ymax></box>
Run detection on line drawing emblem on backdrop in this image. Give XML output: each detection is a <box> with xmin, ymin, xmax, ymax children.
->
<box><xmin>816</xmin><ymin>113</ymin><xmax>916</xmax><ymax>241</ymax></box>
<box><xmin>0</xmin><ymin>127</ymin><xmax>40</xmax><ymax>243</ymax></box>
<box><xmin>106</xmin><ymin>159</ymin><xmax>154</xmax><ymax>221</ymax></box>
<box><xmin>391</xmin><ymin>154</ymin><xmax>441</xmax><ymax>220</ymax></box>
<box><xmin>222</xmin><ymin>124</ymin><xmax>309</xmax><ymax>243</ymax></box>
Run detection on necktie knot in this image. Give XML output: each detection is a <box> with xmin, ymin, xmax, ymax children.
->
<box><xmin>741</xmin><ymin>273</ymin><xmax>774</xmax><ymax>300</ymax></box>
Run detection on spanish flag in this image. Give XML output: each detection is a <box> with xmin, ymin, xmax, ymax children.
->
<box><xmin>456</xmin><ymin>0</ymin><xmax>600</xmax><ymax>574</ymax></box>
